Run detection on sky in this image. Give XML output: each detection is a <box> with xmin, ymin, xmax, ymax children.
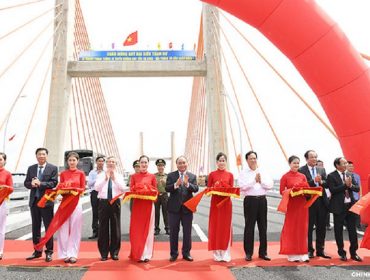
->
<box><xmin>0</xmin><ymin>0</ymin><xmax>369</xmax><ymax>178</ymax></box>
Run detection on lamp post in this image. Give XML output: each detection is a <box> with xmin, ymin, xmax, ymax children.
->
<box><xmin>2</xmin><ymin>95</ymin><xmax>27</xmax><ymax>153</ymax></box>
<box><xmin>222</xmin><ymin>92</ymin><xmax>244</xmax><ymax>169</ymax></box>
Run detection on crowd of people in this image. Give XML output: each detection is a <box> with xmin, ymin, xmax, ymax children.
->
<box><xmin>0</xmin><ymin>147</ymin><xmax>367</xmax><ymax>264</ymax></box>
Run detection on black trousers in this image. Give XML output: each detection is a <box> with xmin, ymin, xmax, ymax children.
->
<box><xmin>98</xmin><ymin>199</ymin><xmax>121</xmax><ymax>258</ymax></box>
<box><xmin>333</xmin><ymin>204</ymin><xmax>358</xmax><ymax>256</ymax></box>
<box><xmin>30</xmin><ymin>202</ymin><xmax>54</xmax><ymax>254</ymax></box>
<box><xmin>90</xmin><ymin>190</ymin><xmax>99</xmax><ymax>234</ymax></box>
<box><xmin>308</xmin><ymin>199</ymin><xmax>328</xmax><ymax>254</ymax></box>
<box><xmin>168</xmin><ymin>210</ymin><xmax>193</xmax><ymax>257</ymax></box>
<box><xmin>155</xmin><ymin>193</ymin><xmax>169</xmax><ymax>231</ymax></box>
<box><xmin>243</xmin><ymin>196</ymin><xmax>267</xmax><ymax>256</ymax></box>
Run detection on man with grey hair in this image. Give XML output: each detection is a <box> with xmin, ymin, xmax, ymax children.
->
<box><xmin>95</xmin><ymin>156</ymin><xmax>128</xmax><ymax>261</ymax></box>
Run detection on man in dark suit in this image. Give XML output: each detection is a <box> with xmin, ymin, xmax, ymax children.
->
<box><xmin>24</xmin><ymin>147</ymin><xmax>58</xmax><ymax>262</ymax></box>
<box><xmin>165</xmin><ymin>156</ymin><xmax>198</xmax><ymax>262</ymax></box>
<box><xmin>299</xmin><ymin>150</ymin><xmax>331</xmax><ymax>259</ymax></box>
<box><xmin>327</xmin><ymin>157</ymin><xmax>362</xmax><ymax>262</ymax></box>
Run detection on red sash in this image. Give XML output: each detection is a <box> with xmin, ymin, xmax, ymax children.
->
<box><xmin>0</xmin><ymin>185</ymin><xmax>13</xmax><ymax>205</ymax></box>
<box><xmin>184</xmin><ymin>181</ymin><xmax>240</xmax><ymax>212</ymax></box>
<box><xmin>278</xmin><ymin>186</ymin><xmax>322</xmax><ymax>213</ymax></box>
<box><xmin>34</xmin><ymin>182</ymin><xmax>83</xmax><ymax>251</ymax></box>
<box><xmin>110</xmin><ymin>183</ymin><xmax>158</xmax><ymax>204</ymax></box>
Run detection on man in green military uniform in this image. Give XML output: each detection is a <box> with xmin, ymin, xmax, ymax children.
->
<box><xmin>154</xmin><ymin>159</ymin><xmax>169</xmax><ymax>235</ymax></box>
<box><xmin>127</xmin><ymin>160</ymin><xmax>140</xmax><ymax>211</ymax></box>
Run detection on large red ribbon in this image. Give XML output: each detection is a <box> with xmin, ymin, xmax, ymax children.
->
<box><xmin>184</xmin><ymin>181</ymin><xmax>240</xmax><ymax>212</ymax></box>
<box><xmin>277</xmin><ymin>186</ymin><xmax>323</xmax><ymax>213</ymax></box>
<box><xmin>34</xmin><ymin>183</ymin><xmax>83</xmax><ymax>251</ymax></box>
<box><xmin>0</xmin><ymin>185</ymin><xmax>13</xmax><ymax>205</ymax></box>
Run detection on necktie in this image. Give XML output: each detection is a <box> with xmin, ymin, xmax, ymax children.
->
<box><xmin>38</xmin><ymin>166</ymin><xmax>43</xmax><ymax>179</ymax></box>
<box><xmin>311</xmin><ymin>167</ymin><xmax>318</xmax><ymax>186</ymax></box>
<box><xmin>35</xmin><ymin>166</ymin><xmax>43</xmax><ymax>198</ymax></box>
<box><xmin>107</xmin><ymin>177</ymin><xmax>112</xmax><ymax>200</ymax></box>
<box><xmin>180</xmin><ymin>172</ymin><xmax>184</xmax><ymax>185</ymax></box>
<box><xmin>343</xmin><ymin>172</ymin><xmax>350</xmax><ymax>199</ymax></box>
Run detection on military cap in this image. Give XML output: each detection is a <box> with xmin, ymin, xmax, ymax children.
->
<box><xmin>133</xmin><ymin>160</ymin><xmax>140</xmax><ymax>168</ymax></box>
<box><xmin>155</xmin><ymin>159</ymin><xmax>166</xmax><ymax>166</ymax></box>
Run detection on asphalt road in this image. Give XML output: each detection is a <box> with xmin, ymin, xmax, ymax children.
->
<box><xmin>3</xmin><ymin>194</ymin><xmax>369</xmax><ymax>280</ymax></box>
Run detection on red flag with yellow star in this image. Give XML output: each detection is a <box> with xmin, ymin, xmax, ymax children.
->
<box><xmin>123</xmin><ymin>31</ymin><xmax>138</xmax><ymax>46</ymax></box>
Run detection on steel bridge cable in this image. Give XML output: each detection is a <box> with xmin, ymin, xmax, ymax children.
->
<box><xmin>219</xmin><ymin>11</ymin><xmax>337</xmax><ymax>140</ymax></box>
<box><xmin>71</xmin><ymin>84</ymin><xmax>82</xmax><ymax>148</ymax></box>
<box><xmin>15</xmin><ymin>31</ymin><xmax>55</xmax><ymax>170</ymax></box>
<box><xmin>74</xmin><ymin>10</ymin><xmax>99</xmax><ymax>153</ymax></box>
<box><xmin>185</xmin><ymin>14</ymin><xmax>205</xmax><ymax>172</ymax></box>
<box><xmin>224</xmin><ymin>97</ymin><xmax>240</xmax><ymax>173</ymax></box>
<box><xmin>207</xmin><ymin>11</ymin><xmax>227</xmax><ymax>160</ymax></box>
<box><xmin>0</xmin><ymin>4</ymin><xmax>62</xmax><ymax>41</ymax></box>
<box><xmin>74</xmin><ymin>1</ymin><xmax>106</xmax><ymax>155</ymax></box>
<box><xmin>74</xmin><ymin>0</ymin><xmax>124</xmax><ymax>171</ymax></box>
<box><xmin>209</xmin><ymin>12</ymin><xmax>254</xmax><ymax>153</ymax></box>
<box><xmin>0</xmin><ymin>18</ymin><xmax>60</xmax><ymax>133</ymax></box>
<box><xmin>209</xmin><ymin>12</ymin><xmax>248</xmax><ymax>171</ymax></box>
<box><xmin>212</xmin><ymin>11</ymin><xmax>288</xmax><ymax>161</ymax></box>
<box><xmin>0</xmin><ymin>0</ymin><xmax>48</xmax><ymax>11</ymax></box>
<box><xmin>0</xmin><ymin>17</ymin><xmax>53</xmax><ymax>81</ymax></box>
<box><xmin>69</xmin><ymin>117</ymin><xmax>73</xmax><ymax>149</ymax></box>
<box><xmin>209</xmin><ymin>20</ymin><xmax>241</xmax><ymax>172</ymax></box>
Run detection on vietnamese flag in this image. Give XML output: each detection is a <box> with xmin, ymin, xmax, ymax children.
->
<box><xmin>123</xmin><ymin>31</ymin><xmax>138</xmax><ymax>46</ymax></box>
<box><xmin>8</xmin><ymin>134</ymin><xmax>16</xmax><ymax>141</ymax></box>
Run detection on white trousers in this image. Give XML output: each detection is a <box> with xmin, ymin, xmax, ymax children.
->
<box><xmin>57</xmin><ymin>203</ymin><xmax>82</xmax><ymax>259</ymax></box>
<box><xmin>140</xmin><ymin>204</ymin><xmax>155</xmax><ymax>261</ymax></box>
<box><xmin>287</xmin><ymin>254</ymin><xmax>309</xmax><ymax>262</ymax></box>
<box><xmin>213</xmin><ymin>228</ymin><xmax>232</xmax><ymax>262</ymax></box>
<box><xmin>0</xmin><ymin>202</ymin><xmax>7</xmax><ymax>254</ymax></box>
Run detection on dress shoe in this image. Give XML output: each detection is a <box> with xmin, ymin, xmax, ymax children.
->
<box><xmin>69</xmin><ymin>257</ymin><xmax>77</xmax><ymax>264</ymax></box>
<box><xmin>26</xmin><ymin>251</ymin><xmax>42</xmax><ymax>260</ymax></box>
<box><xmin>351</xmin><ymin>254</ymin><xmax>362</xmax><ymax>262</ymax></box>
<box><xmin>245</xmin><ymin>254</ymin><xmax>252</xmax><ymax>261</ymax></box>
<box><xmin>169</xmin><ymin>255</ymin><xmax>178</xmax><ymax>262</ymax></box>
<box><xmin>112</xmin><ymin>255</ymin><xmax>119</xmax><ymax>261</ymax></box>
<box><xmin>339</xmin><ymin>254</ymin><xmax>347</xmax><ymax>261</ymax></box>
<box><xmin>101</xmin><ymin>256</ymin><xmax>108</xmax><ymax>261</ymax></box>
<box><xmin>0</xmin><ymin>254</ymin><xmax>3</xmax><ymax>260</ymax></box>
<box><xmin>308</xmin><ymin>251</ymin><xmax>314</xmax><ymax>259</ymax></box>
<box><xmin>88</xmin><ymin>233</ymin><xmax>98</xmax><ymax>239</ymax></box>
<box><xmin>259</xmin><ymin>255</ymin><xmax>271</xmax><ymax>261</ymax></box>
<box><xmin>304</xmin><ymin>260</ymin><xmax>310</xmax><ymax>263</ymax></box>
<box><xmin>138</xmin><ymin>258</ymin><xmax>150</xmax><ymax>263</ymax></box>
<box><xmin>45</xmin><ymin>253</ymin><xmax>52</xmax><ymax>262</ymax></box>
<box><xmin>183</xmin><ymin>255</ymin><xmax>194</xmax><ymax>262</ymax></box>
<box><xmin>317</xmin><ymin>252</ymin><xmax>331</xmax><ymax>259</ymax></box>
<box><xmin>154</xmin><ymin>230</ymin><xmax>160</xmax><ymax>236</ymax></box>
<box><xmin>64</xmin><ymin>257</ymin><xmax>70</xmax><ymax>263</ymax></box>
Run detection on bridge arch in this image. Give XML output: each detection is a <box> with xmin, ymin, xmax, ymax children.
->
<box><xmin>203</xmin><ymin>0</ymin><xmax>370</xmax><ymax>193</ymax></box>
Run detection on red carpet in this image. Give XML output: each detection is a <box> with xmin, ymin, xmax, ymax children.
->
<box><xmin>0</xmin><ymin>240</ymin><xmax>369</xmax><ymax>279</ymax></box>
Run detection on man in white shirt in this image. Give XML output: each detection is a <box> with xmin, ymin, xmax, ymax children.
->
<box><xmin>95</xmin><ymin>156</ymin><xmax>128</xmax><ymax>261</ymax></box>
<box><xmin>87</xmin><ymin>156</ymin><xmax>105</xmax><ymax>239</ymax></box>
<box><xmin>238</xmin><ymin>151</ymin><xmax>273</xmax><ymax>261</ymax></box>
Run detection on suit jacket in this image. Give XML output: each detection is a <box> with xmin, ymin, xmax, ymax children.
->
<box><xmin>165</xmin><ymin>170</ymin><xmax>199</xmax><ymax>214</ymax></box>
<box><xmin>327</xmin><ymin>170</ymin><xmax>359</xmax><ymax>214</ymax></box>
<box><xmin>24</xmin><ymin>163</ymin><xmax>58</xmax><ymax>207</ymax></box>
<box><xmin>298</xmin><ymin>165</ymin><xmax>330</xmax><ymax>208</ymax></box>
